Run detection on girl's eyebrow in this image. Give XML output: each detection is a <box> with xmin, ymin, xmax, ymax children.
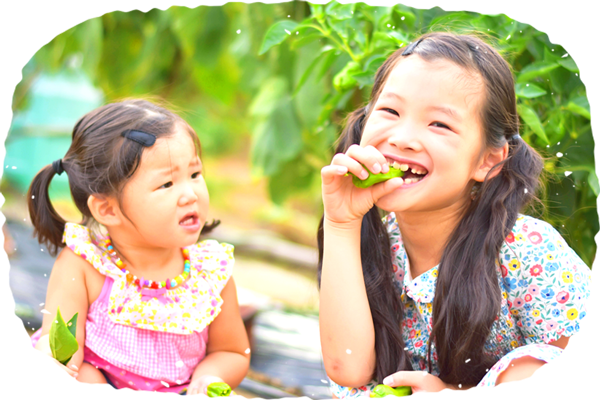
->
<box><xmin>381</xmin><ymin>92</ymin><xmax>462</xmax><ymax>122</ymax></box>
<box><xmin>426</xmin><ymin>105</ymin><xmax>462</xmax><ymax>122</ymax></box>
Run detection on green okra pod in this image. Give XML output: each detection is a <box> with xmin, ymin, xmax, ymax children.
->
<box><xmin>370</xmin><ymin>384</ymin><xmax>412</xmax><ymax>397</ymax></box>
<box><xmin>49</xmin><ymin>307</ymin><xmax>79</xmax><ymax>365</ymax></box>
<box><xmin>350</xmin><ymin>164</ymin><xmax>405</xmax><ymax>189</ymax></box>
<box><xmin>207</xmin><ymin>382</ymin><xmax>236</xmax><ymax>397</ymax></box>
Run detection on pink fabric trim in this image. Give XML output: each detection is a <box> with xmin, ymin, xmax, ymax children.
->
<box><xmin>96</xmin><ymin>276</ymin><xmax>113</xmax><ymax>305</ymax></box>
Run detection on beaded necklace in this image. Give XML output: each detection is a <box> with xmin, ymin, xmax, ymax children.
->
<box><xmin>103</xmin><ymin>237</ymin><xmax>191</xmax><ymax>290</ymax></box>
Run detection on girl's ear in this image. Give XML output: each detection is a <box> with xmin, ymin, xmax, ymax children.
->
<box><xmin>87</xmin><ymin>194</ymin><xmax>122</xmax><ymax>227</ymax></box>
<box><xmin>473</xmin><ymin>142</ymin><xmax>509</xmax><ymax>182</ymax></box>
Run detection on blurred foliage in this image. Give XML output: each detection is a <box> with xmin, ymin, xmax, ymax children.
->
<box><xmin>259</xmin><ymin>1</ymin><xmax>596</xmax><ymax>266</ymax></box>
<box><xmin>9</xmin><ymin>1</ymin><xmax>596</xmax><ymax>265</ymax></box>
<box><xmin>0</xmin><ymin>1</ymin><xmax>308</xmax><ymax>153</ymax></box>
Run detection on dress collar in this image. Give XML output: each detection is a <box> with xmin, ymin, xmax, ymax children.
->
<box><xmin>388</xmin><ymin>213</ymin><xmax>438</xmax><ymax>303</ymax></box>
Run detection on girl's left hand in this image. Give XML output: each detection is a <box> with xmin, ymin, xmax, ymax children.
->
<box><xmin>382</xmin><ymin>371</ymin><xmax>456</xmax><ymax>393</ymax></box>
<box><xmin>187</xmin><ymin>375</ymin><xmax>225</xmax><ymax>396</ymax></box>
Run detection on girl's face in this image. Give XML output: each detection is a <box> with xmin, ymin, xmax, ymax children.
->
<box><xmin>361</xmin><ymin>55</ymin><xmax>491</xmax><ymax>214</ymax></box>
<box><xmin>118</xmin><ymin>124</ymin><xmax>209</xmax><ymax>249</ymax></box>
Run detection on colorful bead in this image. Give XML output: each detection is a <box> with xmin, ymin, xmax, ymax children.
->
<box><xmin>104</xmin><ymin>237</ymin><xmax>190</xmax><ymax>291</ymax></box>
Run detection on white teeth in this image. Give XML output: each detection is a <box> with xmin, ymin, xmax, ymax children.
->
<box><xmin>411</xmin><ymin>168</ymin><xmax>417</xmax><ymax>174</ymax></box>
<box><xmin>392</xmin><ymin>161</ymin><xmax>401</xmax><ymax>169</ymax></box>
<box><xmin>404</xmin><ymin>178</ymin><xmax>412</xmax><ymax>184</ymax></box>
<box><xmin>400</xmin><ymin>164</ymin><xmax>409</xmax><ymax>171</ymax></box>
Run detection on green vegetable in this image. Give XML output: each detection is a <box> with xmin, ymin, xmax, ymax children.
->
<box><xmin>207</xmin><ymin>382</ymin><xmax>236</xmax><ymax>397</ymax></box>
<box><xmin>351</xmin><ymin>164</ymin><xmax>405</xmax><ymax>189</ymax></box>
<box><xmin>49</xmin><ymin>307</ymin><xmax>79</xmax><ymax>365</ymax></box>
<box><xmin>370</xmin><ymin>384</ymin><xmax>412</xmax><ymax>397</ymax></box>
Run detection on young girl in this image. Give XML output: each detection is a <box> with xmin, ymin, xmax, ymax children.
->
<box><xmin>318</xmin><ymin>32</ymin><xmax>592</xmax><ymax>396</ymax></box>
<box><xmin>28</xmin><ymin>99</ymin><xmax>250</xmax><ymax>395</ymax></box>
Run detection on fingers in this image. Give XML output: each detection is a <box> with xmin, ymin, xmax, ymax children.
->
<box><xmin>57</xmin><ymin>361</ymin><xmax>78</xmax><ymax>378</ymax></box>
<box><xmin>321</xmin><ymin>164</ymin><xmax>349</xmax><ymax>186</ymax></box>
<box><xmin>370</xmin><ymin>177</ymin><xmax>404</xmax><ymax>201</ymax></box>
<box><xmin>346</xmin><ymin>144</ymin><xmax>389</xmax><ymax>179</ymax></box>
<box><xmin>383</xmin><ymin>370</ymin><xmax>426</xmax><ymax>387</ymax></box>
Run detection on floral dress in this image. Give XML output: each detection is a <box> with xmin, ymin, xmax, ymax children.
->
<box><xmin>31</xmin><ymin>223</ymin><xmax>234</xmax><ymax>393</ymax></box>
<box><xmin>330</xmin><ymin>214</ymin><xmax>592</xmax><ymax>397</ymax></box>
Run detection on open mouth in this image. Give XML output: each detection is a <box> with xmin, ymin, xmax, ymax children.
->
<box><xmin>385</xmin><ymin>156</ymin><xmax>429</xmax><ymax>185</ymax></box>
<box><xmin>179</xmin><ymin>212</ymin><xmax>199</xmax><ymax>227</ymax></box>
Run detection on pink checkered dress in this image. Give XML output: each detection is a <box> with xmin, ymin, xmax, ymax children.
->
<box><xmin>32</xmin><ymin>223</ymin><xmax>234</xmax><ymax>393</ymax></box>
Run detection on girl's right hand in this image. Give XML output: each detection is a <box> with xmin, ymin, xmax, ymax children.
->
<box><xmin>35</xmin><ymin>333</ymin><xmax>79</xmax><ymax>378</ymax></box>
<box><xmin>321</xmin><ymin>144</ymin><xmax>404</xmax><ymax>225</ymax></box>
<box><xmin>31</xmin><ymin>354</ymin><xmax>78</xmax><ymax>400</ymax></box>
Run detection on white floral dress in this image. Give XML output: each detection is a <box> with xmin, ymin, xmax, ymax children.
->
<box><xmin>329</xmin><ymin>214</ymin><xmax>592</xmax><ymax>397</ymax></box>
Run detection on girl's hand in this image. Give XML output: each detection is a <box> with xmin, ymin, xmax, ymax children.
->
<box><xmin>382</xmin><ymin>371</ymin><xmax>457</xmax><ymax>393</ymax></box>
<box><xmin>187</xmin><ymin>375</ymin><xmax>225</xmax><ymax>396</ymax></box>
<box><xmin>35</xmin><ymin>333</ymin><xmax>79</xmax><ymax>378</ymax></box>
<box><xmin>31</xmin><ymin>354</ymin><xmax>78</xmax><ymax>400</ymax></box>
<box><xmin>321</xmin><ymin>145</ymin><xmax>404</xmax><ymax>226</ymax></box>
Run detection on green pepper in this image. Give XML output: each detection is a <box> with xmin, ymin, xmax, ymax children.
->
<box><xmin>49</xmin><ymin>307</ymin><xmax>79</xmax><ymax>365</ymax></box>
<box><xmin>351</xmin><ymin>164</ymin><xmax>405</xmax><ymax>189</ymax></box>
<box><xmin>207</xmin><ymin>382</ymin><xmax>236</xmax><ymax>397</ymax></box>
<box><xmin>370</xmin><ymin>384</ymin><xmax>412</xmax><ymax>398</ymax></box>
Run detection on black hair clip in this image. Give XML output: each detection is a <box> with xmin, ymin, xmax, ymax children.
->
<box><xmin>402</xmin><ymin>38</ymin><xmax>424</xmax><ymax>56</ymax></box>
<box><xmin>121</xmin><ymin>130</ymin><xmax>156</xmax><ymax>147</ymax></box>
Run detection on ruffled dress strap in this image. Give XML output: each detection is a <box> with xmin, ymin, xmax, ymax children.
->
<box><xmin>189</xmin><ymin>239</ymin><xmax>234</xmax><ymax>295</ymax></box>
<box><xmin>62</xmin><ymin>222</ymin><xmax>124</xmax><ymax>280</ymax></box>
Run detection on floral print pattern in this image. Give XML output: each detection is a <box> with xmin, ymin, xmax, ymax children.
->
<box><xmin>330</xmin><ymin>214</ymin><xmax>591</xmax><ymax>397</ymax></box>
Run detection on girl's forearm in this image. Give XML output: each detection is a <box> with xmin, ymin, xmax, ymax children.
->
<box><xmin>319</xmin><ymin>219</ymin><xmax>376</xmax><ymax>387</ymax></box>
<box><xmin>191</xmin><ymin>351</ymin><xmax>250</xmax><ymax>389</ymax></box>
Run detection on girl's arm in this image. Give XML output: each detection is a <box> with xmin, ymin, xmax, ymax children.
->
<box><xmin>319</xmin><ymin>146</ymin><xmax>404</xmax><ymax>388</ymax></box>
<box><xmin>319</xmin><ymin>218</ymin><xmax>377</xmax><ymax>387</ymax></box>
<box><xmin>34</xmin><ymin>247</ymin><xmax>91</xmax><ymax>377</ymax></box>
<box><xmin>187</xmin><ymin>278</ymin><xmax>250</xmax><ymax>395</ymax></box>
<box><xmin>550</xmin><ymin>328</ymin><xmax>596</xmax><ymax>370</ymax></box>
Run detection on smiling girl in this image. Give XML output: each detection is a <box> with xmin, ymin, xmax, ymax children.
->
<box><xmin>317</xmin><ymin>32</ymin><xmax>591</xmax><ymax>396</ymax></box>
<box><xmin>28</xmin><ymin>99</ymin><xmax>250</xmax><ymax>395</ymax></box>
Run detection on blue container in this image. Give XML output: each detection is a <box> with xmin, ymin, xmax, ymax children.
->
<box><xmin>3</xmin><ymin>68</ymin><xmax>104</xmax><ymax>199</ymax></box>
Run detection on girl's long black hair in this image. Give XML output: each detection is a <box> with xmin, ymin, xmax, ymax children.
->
<box><xmin>317</xmin><ymin>32</ymin><xmax>544</xmax><ymax>386</ymax></box>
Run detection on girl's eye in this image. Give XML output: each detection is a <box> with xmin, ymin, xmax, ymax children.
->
<box><xmin>191</xmin><ymin>172</ymin><xmax>201</xmax><ymax>179</ymax></box>
<box><xmin>382</xmin><ymin>108</ymin><xmax>399</xmax><ymax>116</ymax></box>
<box><xmin>431</xmin><ymin>121</ymin><xmax>451</xmax><ymax>130</ymax></box>
<box><xmin>160</xmin><ymin>182</ymin><xmax>173</xmax><ymax>189</ymax></box>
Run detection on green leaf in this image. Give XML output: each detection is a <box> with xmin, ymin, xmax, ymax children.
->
<box><xmin>517</xmin><ymin>61</ymin><xmax>560</xmax><ymax>83</ymax></box>
<box><xmin>333</xmin><ymin>61</ymin><xmax>362</xmax><ymax>92</ymax></box>
<box><xmin>588</xmin><ymin>170</ymin><xmax>599</xmax><ymax>196</ymax></box>
<box><xmin>49</xmin><ymin>307</ymin><xmax>79</xmax><ymax>365</ymax></box>
<box><xmin>294</xmin><ymin>47</ymin><xmax>336</xmax><ymax>96</ymax></box>
<box><xmin>327</xmin><ymin>2</ymin><xmax>355</xmax><ymax>20</ymax></box>
<box><xmin>259</xmin><ymin>20</ymin><xmax>299</xmax><ymax>55</ymax></box>
<box><xmin>207</xmin><ymin>382</ymin><xmax>233</xmax><ymax>397</ymax></box>
<box><xmin>517</xmin><ymin>104</ymin><xmax>549</xmax><ymax>144</ymax></box>
<box><xmin>558</xmin><ymin>58</ymin><xmax>592</xmax><ymax>76</ymax></box>
<box><xmin>566</xmin><ymin>96</ymin><xmax>590</xmax><ymax>120</ymax></box>
<box><xmin>480</xmin><ymin>7</ymin><xmax>500</xmax><ymax>17</ymax></box>
<box><xmin>515</xmin><ymin>83</ymin><xmax>547</xmax><ymax>99</ymax></box>
<box><xmin>581</xmin><ymin>28</ymin><xmax>600</xmax><ymax>40</ymax></box>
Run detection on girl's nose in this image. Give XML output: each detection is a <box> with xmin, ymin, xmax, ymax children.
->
<box><xmin>387</xmin><ymin>123</ymin><xmax>423</xmax><ymax>152</ymax></box>
<box><xmin>178</xmin><ymin>184</ymin><xmax>199</xmax><ymax>206</ymax></box>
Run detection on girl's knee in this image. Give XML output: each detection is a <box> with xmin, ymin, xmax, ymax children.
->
<box><xmin>496</xmin><ymin>357</ymin><xmax>552</xmax><ymax>400</ymax></box>
<box><xmin>69</xmin><ymin>362</ymin><xmax>111</xmax><ymax>400</ymax></box>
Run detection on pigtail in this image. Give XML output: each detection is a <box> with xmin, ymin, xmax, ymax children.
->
<box><xmin>431</xmin><ymin>136</ymin><xmax>544</xmax><ymax>385</ymax></box>
<box><xmin>27</xmin><ymin>164</ymin><xmax>68</xmax><ymax>256</ymax></box>
<box><xmin>317</xmin><ymin>106</ymin><xmax>412</xmax><ymax>383</ymax></box>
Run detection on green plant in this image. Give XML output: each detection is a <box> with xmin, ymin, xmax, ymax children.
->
<box><xmin>259</xmin><ymin>1</ymin><xmax>596</xmax><ymax>266</ymax></box>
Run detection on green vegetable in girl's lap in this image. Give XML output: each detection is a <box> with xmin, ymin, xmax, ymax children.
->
<box><xmin>370</xmin><ymin>384</ymin><xmax>412</xmax><ymax>397</ymax></box>
<box><xmin>49</xmin><ymin>307</ymin><xmax>79</xmax><ymax>365</ymax></box>
<box><xmin>207</xmin><ymin>382</ymin><xmax>236</xmax><ymax>397</ymax></box>
<box><xmin>350</xmin><ymin>163</ymin><xmax>405</xmax><ymax>189</ymax></box>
